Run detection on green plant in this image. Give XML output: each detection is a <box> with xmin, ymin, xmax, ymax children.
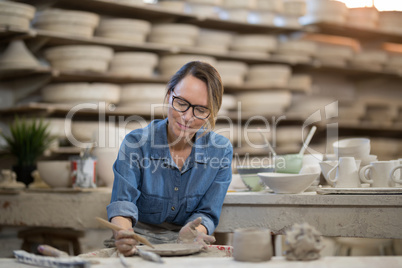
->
<box><xmin>0</xmin><ymin>116</ymin><xmax>55</xmax><ymax>168</ymax></box>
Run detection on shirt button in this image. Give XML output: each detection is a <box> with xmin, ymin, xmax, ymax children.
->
<box><xmin>171</xmin><ymin>206</ymin><xmax>175</xmax><ymax>211</ymax></box>
<box><xmin>174</xmin><ymin>187</ymin><xmax>179</xmax><ymax>191</ymax></box>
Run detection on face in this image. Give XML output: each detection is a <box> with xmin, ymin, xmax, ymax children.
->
<box><xmin>167</xmin><ymin>75</ymin><xmax>209</xmax><ymax>143</ymax></box>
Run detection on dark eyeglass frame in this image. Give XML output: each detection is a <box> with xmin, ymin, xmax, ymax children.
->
<box><xmin>171</xmin><ymin>94</ymin><xmax>211</xmax><ymax>120</ymax></box>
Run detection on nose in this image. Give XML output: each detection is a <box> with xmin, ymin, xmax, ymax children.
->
<box><xmin>181</xmin><ymin>107</ymin><xmax>194</xmax><ymax>122</ymax></box>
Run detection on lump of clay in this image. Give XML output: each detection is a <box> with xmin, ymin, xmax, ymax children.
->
<box><xmin>284</xmin><ymin>223</ymin><xmax>323</xmax><ymax>261</ymax></box>
<box><xmin>0</xmin><ymin>169</ymin><xmax>25</xmax><ymax>189</ymax></box>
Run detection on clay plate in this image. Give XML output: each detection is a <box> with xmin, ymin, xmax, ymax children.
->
<box><xmin>136</xmin><ymin>243</ymin><xmax>203</xmax><ymax>256</ymax></box>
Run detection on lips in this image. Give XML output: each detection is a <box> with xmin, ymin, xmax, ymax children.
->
<box><xmin>177</xmin><ymin>121</ymin><xmax>191</xmax><ymax>130</ymax></box>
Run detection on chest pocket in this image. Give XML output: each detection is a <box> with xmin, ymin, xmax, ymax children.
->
<box><xmin>137</xmin><ymin>194</ymin><xmax>165</xmax><ymax>223</ymax></box>
<box><xmin>186</xmin><ymin>196</ymin><xmax>201</xmax><ymax>213</ymax></box>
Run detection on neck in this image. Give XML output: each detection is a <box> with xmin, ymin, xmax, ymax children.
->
<box><xmin>167</xmin><ymin>125</ymin><xmax>194</xmax><ymax>151</ymax></box>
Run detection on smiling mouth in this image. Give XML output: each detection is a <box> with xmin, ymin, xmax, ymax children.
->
<box><xmin>177</xmin><ymin>122</ymin><xmax>191</xmax><ymax>130</ymax></box>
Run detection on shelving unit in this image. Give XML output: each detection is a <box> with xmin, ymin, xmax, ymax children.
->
<box><xmin>1</xmin><ymin>0</ymin><xmax>402</xmax><ymax>159</ymax></box>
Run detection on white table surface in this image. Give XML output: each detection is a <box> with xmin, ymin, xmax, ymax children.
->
<box><xmin>1</xmin><ymin>189</ymin><xmax>401</xmax><ymax>238</ymax></box>
<box><xmin>2</xmin><ymin>256</ymin><xmax>402</xmax><ymax>268</ymax></box>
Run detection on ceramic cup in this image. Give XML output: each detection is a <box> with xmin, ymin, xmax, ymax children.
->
<box><xmin>359</xmin><ymin>160</ymin><xmax>399</xmax><ymax>187</ymax></box>
<box><xmin>326</xmin><ymin>157</ymin><xmax>361</xmax><ymax>188</ymax></box>
<box><xmin>274</xmin><ymin>154</ymin><xmax>303</xmax><ymax>174</ymax></box>
<box><xmin>233</xmin><ymin>228</ymin><xmax>273</xmax><ymax>262</ymax></box>
<box><xmin>390</xmin><ymin>159</ymin><xmax>402</xmax><ymax>186</ymax></box>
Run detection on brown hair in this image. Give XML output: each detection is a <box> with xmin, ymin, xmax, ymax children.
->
<box><xmin>164</xmin><ymin>61</ymin><xmax>223</xmax><ymax>131</ymax></box>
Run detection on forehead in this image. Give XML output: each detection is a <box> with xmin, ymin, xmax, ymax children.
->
<box><xmin>174</xmin><ymin>75</ymin><xmax>208</xmax><ymax>106</ymax></box>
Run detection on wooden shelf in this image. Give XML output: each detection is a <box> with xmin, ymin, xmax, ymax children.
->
<box><xmin>52</xmin><ymin>70</ymin><xmax>169</xmax><ymax>84</ymax></box>
<box><xmin>0</xmin><ymin>26</ymin><xmax>34</xmax><ymax>43</ymax></box>
<box><xmin>304</xmin><ymin>22</ymin><xmax>402</xmax><ymax>43</ymax></box>
<box><xmin>0</xmin><ymin>66</ymin><xmax>53</xmax><ymax>80</ymax></box>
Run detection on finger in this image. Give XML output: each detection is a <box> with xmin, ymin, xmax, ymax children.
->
<box><xmin>115</xmin><ymin>238</ymin><xmax>138</xmax><ymax>247</ymax></box>
<box><xmin>115</xmin><ymin>230</ymin><xmax>136</xmax><ymax>239</ymax></box>
<box><xmin>203</xmin><ymin>234</ymin><xmax>216</xmax><ymax>244</ymax></box>
<box><xmin>124</xmin><ymin>245</ymin><xmax>137</xmax><ymax>257</ymax></box>
<box><xmin>188</xmin><ymin>217</ymin><xmax>202</xmax><ymax>229</ymax></box>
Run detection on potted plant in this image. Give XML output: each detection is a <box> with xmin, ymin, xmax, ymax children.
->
<box><xmin>0</xmin><ymin>116</ymin><xmax>55</xmax><ymax>186</ymax></box>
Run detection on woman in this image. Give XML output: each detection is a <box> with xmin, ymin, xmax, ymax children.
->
<box><xmin>107</xmin><ymin>61</ymin><xmax>233</xmax><ymax>256</ymax></box>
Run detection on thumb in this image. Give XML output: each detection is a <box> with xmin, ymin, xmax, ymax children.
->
<box><xmin>188</xmin><ymin>217</ymin><xmax>202</xmax><ymax>229</ymax></box>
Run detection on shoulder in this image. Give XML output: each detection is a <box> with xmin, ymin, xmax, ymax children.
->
<box><xmin>123</xmin><ymin>119</ymin><xmax>164</xmax><ymax>146</ymax></box>
<box><xmin>205</xmin><ymin>130</ymin><xmax>233</xmax><ymax>153</ymax></box>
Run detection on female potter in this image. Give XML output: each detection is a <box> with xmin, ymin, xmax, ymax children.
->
<box><xmin>107</xmin><ymin>61</ymin><xmax>233</xmax><ymax>256</ymax></box>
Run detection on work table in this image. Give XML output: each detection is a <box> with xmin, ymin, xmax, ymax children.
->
<box><xmin>1</xmin><ymin>189</ymin><xmax>401</xmax><ymax>239</ymax></box>
<box><xmin>1</xmin><ymin>256</ymin><xmax>402</xmax><ymax>268</ymax></box>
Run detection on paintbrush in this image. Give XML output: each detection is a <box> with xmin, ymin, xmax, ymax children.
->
<box><xmin>95</xmin><ymin>217</ymin><xmax>154</xmax><ymax>249</ymax></box>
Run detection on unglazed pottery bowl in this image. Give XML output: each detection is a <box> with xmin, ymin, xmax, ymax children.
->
<box><xmin>233</xmin><ymin>228</ymin><xmax>273</xmax><ymax>262</ymax></box>
<box><xmin>37</xmin><ymin>160</ymin><xmax>72</xmax><ymax>188</ymax></box>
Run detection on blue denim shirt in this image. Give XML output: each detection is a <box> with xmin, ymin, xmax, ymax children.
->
<box><xmin>107</xmin><ymin>119</ymin><xmax>233</xmax><ymax>235</ymax></box>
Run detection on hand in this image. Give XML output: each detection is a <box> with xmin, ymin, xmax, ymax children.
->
<box><xmin>114</xmin><ymin>229</ymin><xmax>139</xmax><ymax>257</ymax></box>
<box><xmin>177</xmin><ymin>217</ymin><xmax>216</xmax><ymax>249</ymax></box>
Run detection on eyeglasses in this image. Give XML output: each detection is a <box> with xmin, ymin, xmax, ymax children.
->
<box><xmin>171</xmin><ymin>94</ymin><xmax>210</xmax><ymax>120</ymax></box>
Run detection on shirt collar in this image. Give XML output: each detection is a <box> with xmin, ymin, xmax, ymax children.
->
<box><xmin>149</xmin><ymin>118</ymin><xmax>209</xmax><ymax>164</ymax></box>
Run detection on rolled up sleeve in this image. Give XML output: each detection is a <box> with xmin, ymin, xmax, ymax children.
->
<box><xmin>107</xmin><ymin>138</ymin><xmax>143</xmax><ymax>227</ymax></box>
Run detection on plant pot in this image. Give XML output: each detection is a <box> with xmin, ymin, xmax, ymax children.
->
<box><xmin>12</xmin><ymin>165</ymin><xmax>36</xmax><ymax>186</ymax></box>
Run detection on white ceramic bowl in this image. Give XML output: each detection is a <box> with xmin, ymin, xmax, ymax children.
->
<box><xmin>42</xmin><ymin>83</ymin><xmax>121</xmax><ymax>105</ymax></box>
<box><xmin>35</xmin><ymin>9</ymin><xmax>99</xmax><ymax>27</ymax></box>
<box><xmin>150</xmin><ymin>23</ymin><xmax>200</xmax><ymax>38</ymax></box>
<box><xmin>92</xmin><ymin>147</ymin><xmax>118</xmax><ymax>187</ymax></box>
<box><xmin>333</xmin><ymin>138</ymin><xmax>371</xmax><ymax>159</ymax></box>
<box><xmin>258</xmin><ymin>172</ymin><xmax>320</xmax><ymax>194</ymax></box>
<box><xmin>37</xmin><ymin>160</ymin><xmax>72</xmax><ymax>188</ymax></box>
<box><xmin>44</xmin><ymin>45</ymin><xmax>114</xmax><ymax>61</ymax></box>
<box><xmin>98</xmin><ymin>18</ymin><xmax>151</xmax><ymax>34</ymax></box>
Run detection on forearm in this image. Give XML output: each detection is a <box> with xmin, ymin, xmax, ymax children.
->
<box><xmin>111</xmin><ymin>216</ymin><xmax>133</xmax><ymax>238</ymax></box>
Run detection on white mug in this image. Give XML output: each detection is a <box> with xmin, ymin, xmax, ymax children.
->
<box><xmin>327</xmin><ymin>157</ymin><xmax>361</xmax><ymax>188</ymax></box>
<box><xmin>390</xmin><ymin>159</ymin><xmax>402</xmax><ymax>186</ymax></box>
<box><xmin>359</xmin><ymin>160</ymin><xmax>398</xmax><ymax>188</ymax></box>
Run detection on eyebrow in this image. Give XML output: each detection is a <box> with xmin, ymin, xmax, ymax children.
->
<box><xmin>174</xmin><ymin>94</ymin><xmax>209</xmax><ymax>109</ymax></box>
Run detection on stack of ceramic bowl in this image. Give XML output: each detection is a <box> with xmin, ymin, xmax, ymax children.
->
<box><xmin>287</xmin><ymin>95</ymin><xmax>336</xmax><ymax>117</ymax></box>
<box><xmin>236</xmin><ymin>91</ymin><xmax>292</xmax><ymax>116</ymax></box>
<box><xmin>379</xmin><ymin>11</ymin><xmax>402</xmax><ymax>35</ymax></box>
<box><xmin>186</xmin><ymin>0</ymin><xmax>222</xmax><ymax>18</ymax></box>
<box><xmin>119</xmin><ymin>83</ymin><xmax>166</xmax><ymax>115</ymax></box>
<box><xmin>113</xmin><ymin>0</ymin><xmax>145</xmax><ymax>5</ymax></box>
<box><xmin>283</xmin><ymin>0</ymin><xmax>306</xmax><ymax>17</ymax></box>
<box><xmin>302</xmin><ymin>0</ymin><xmax>348</xmax><ymax>25</ymax></box>
<box><xmin>157</xmin><ymin>0</ymin><xmax>187</xmax><ymax>12</ymax></box>
<box><xmin>215</xmin><ymin>60</ymin><xmax>248</xmax><ymax>87</ymax></box>
<box><xmin>350</xmin><ymin>49</ymin><xmax>388</xmax><ymax>71</ymax></box>
<box><xmin>96</xmin><ymin>17</ymin><xmax>151</xmax><ymax>43</ymax></box>
<box><xmin>196</xmin><ymin>29</ymin><xmax>233</xmax><ymax>53</ymax></box>
<box><xmin>109</xmin><ymin>52</ymin><xmax>158</xmax><ymax>78</ymax></box>
<box><xmin>220</xmin><ymin>0</ymin><xmax>254</xmax><ymax>23</ymax></box>
<box><xmin>34</xmin><ymin>9</ymin><xmax>100</xmax><ymax>38</ymax></box>
<box><xmin>277</xmin><ymin>0</ymin><xmax>306</xmax><ymax>28</ymax></box>
<box><xmin>288</xmin><ymin>74</ymin><xmax>312</xmax><ymax>93</ymax></box>
<box><xmin>315</xmin><ymin>44</ymin><xmax>355</xmax><ymax>67</ymax></box>
<box><xmin>0</xmin><ymin>40</ymin><xmax>42</xmax><ymax>71</ymax></box>
<box><xmin>148</xmin><ymin>23</ymin><xmax>200</xmax><ymax>47</ymax></box>
<box><xmin>158</xmin><ymin>54</ymin><xmax>217</xmax><ymax>78</ymax></box>
<box><xmin>347</xmin><ymin>7</ymin><xmax>378</xmax><ymax>29</ymax></box>
<box><xmin>213</xmin><ymin>123</ymin><xmax>239</xmax><ymax>145</ymax></box>
<box><xmin>230</xmin><ymin>34</ymin><xmax>277</xmax><ymax>57</ymax></box>
<box><xmin>338</xmin><ymin>102</ymin><xmax>366</xmax><ymax>124</ymax></box>
<box><xmin>385</xmin><ymin>52</ymin><xmax>402</xmax><ymax>73</ymax></box>
<box><xmin>256</xmin><ymin>0</ymin><xmax>283</xmax><ymax>13</ymax></box>
<box><xmin>220</xmin><ymin>94</ymin><xmax>237</xmax><ymax>114</ymax></box>
<box><xmin>41</xmin><ymin>83</ymin><xmax>121</xmax><ymax>105</ymax></box>
<box><xmin>275</xmin><ymin>126</ymin><xmax>302</xmax><ymax>153</ymax></box>
<box><xmin>44</xmin><ymin>45</ymin><xmax>114</xmax><ymax>73</ymax></box>
<box><xmin>245</xmin><ymin>64</ymin><xmax>292</xmax><ymax>88</ymax></box>
<box><xmin>273</xmin><ymin>39</ymin><xmax>316</xmax><ymax>63</ymax></box>
<box><xmin>0</xmin><ymin>1</ymin><xmax>35</xmax><ymax>30</ymax></box>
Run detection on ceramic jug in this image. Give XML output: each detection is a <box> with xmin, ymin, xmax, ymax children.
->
<box><xmin>326</xmin><ymin>157</ymin><xmax>361</xmax><ymax>188</ymax></box>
